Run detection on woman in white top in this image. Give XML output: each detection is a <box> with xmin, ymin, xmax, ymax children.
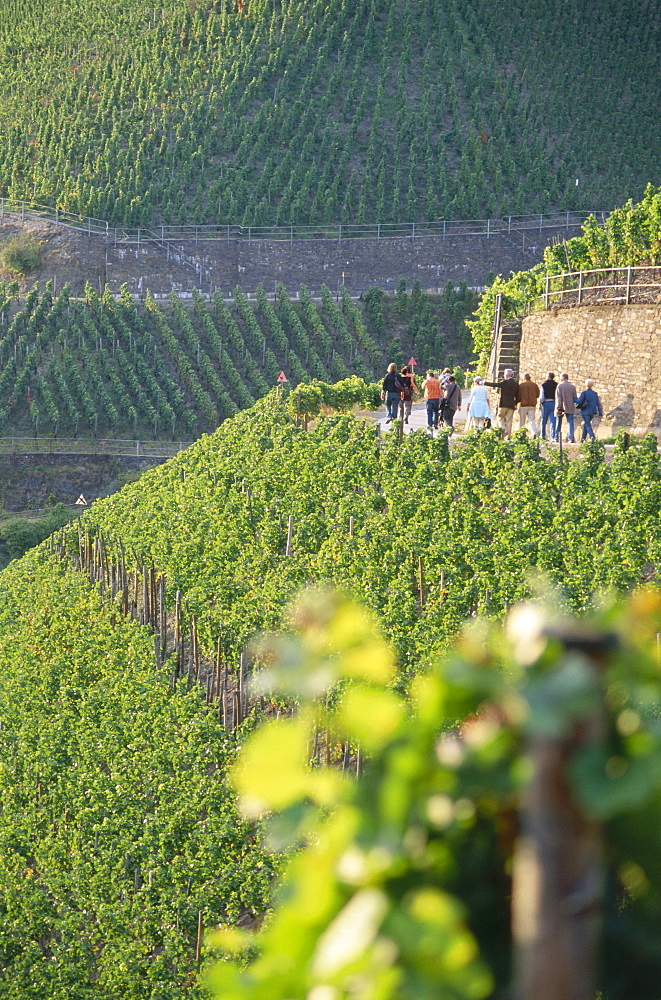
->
<box><xmin>467</xmin><ymin>376</ymin><xmax>492</xmax><ymax>430</ymax></box>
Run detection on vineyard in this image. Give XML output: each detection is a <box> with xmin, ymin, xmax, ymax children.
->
<box><xmin>77</xmin><ymin>396</ymin><xmax>661</xmax><ymax>670</ymax></box>
<box><xmin>0</xmin><ymin>1</ymin><xmax>659</xmax><ymax>227</ymax></box>
<box><xmin>0</xmin><ymin>279</ymin><xmax>473</xmax><ymax>439</ymax></box>
<box><xmin>0</xmin><ymin>550</ymin><xmax>275</xmax><ymax>998</ymax></box>
<box><xmin>0</xmin><ymin>394</ymin><xmax>661</xmax><ymax>994</ymax></box>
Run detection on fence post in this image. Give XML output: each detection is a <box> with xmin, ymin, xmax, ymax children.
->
<box><xmin>248</xmin><ymin>227</ymin><xmax>251</xmax><ymax>246</ymax></box>
<box><xmin>626</xmin><ymin>266</ymin><xmax>632</xmax><ymax>305</ymax></box>
<box><xmin>487</xmin><ymin>218</ymin><xmax>490</xmax><ymax>238</ymax></box>
<box><xmin>290</xmin><ymin>226</ymin><xmax>293</xmax><ymax>246</ymax></box>
<box><xmin>545</xmin><ymin>275</ymin><xmax>550</xmax><ymax>310</ymax></box>
<box><xmin>578</xmin><ymin>271</ymin><xmax>583</xmax><ymax>305</ymax></box>
<box><xmin>443</xmin><ymin>220</ymin><xmax>446</xmax><ymax>238</ymax></box>
<box><xmin>412</xmin><ymin>222</ymin><xmax>415</xmax><ymax>241</ymax></box>
<box><xmin>508</xmin><ymin>215</ymin><xmax>511</xmax><ymax>233</ymax></box>
<box><xmin>539</xmin><ymin>213</ymin><xmax>543</xmax><ymax>233</ymax></box>
<box><xmin>566</xmin><ymin>211</ymin><xmax>569</xmax><ymax>229</ymax></box>
<box><xmin>511</xmin><ymin>627</ymin><xmax>608</xmax><ymax>1000</ymax></box>
<box><xmin>338</xmin><ymin>224</ymin><xmax>342</xmax><ymax>243</ymax></box>
<box><xmin>137</xmin><ymin>229</ymin><xmax>140</xmax><ymax>249</ymax></box>
<box><xmin>377</xmin><ymin>223</ymin><xmax>380</xmax><ymax>240</ymax></box>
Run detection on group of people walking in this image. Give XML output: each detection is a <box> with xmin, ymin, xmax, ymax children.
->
<box><xmin>382</xmin><ymin>364</ymin><xmax>604</xmax><ymax>442</ymax></box>
<box><xmin>481</xmin><ymin>370</ymin><xmax>603</xmax><ymax>442</ymax></box>
<box><xmin>381</xmin><ymin>364</ymin><xmax>462</xmax><ymax>431</ymax></box>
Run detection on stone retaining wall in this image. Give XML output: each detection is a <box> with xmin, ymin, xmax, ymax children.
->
<box><xmin>1</xmin><ymin>214</ymin><xmax>584</xmax><ymax>297</ymax></box>
<box><xmin>0</xmin><ymin>454</ymin><xmax>166</xmax><ymax>511</ymax></box>
<box><xmin>105</xmin><ymin>226</ymin><xmax>582</xmax><ymax>297</ymax></box>
<box><xmin>520</xmin><ymin>304</ymin><xmax>661</xmax><ymax>437</ymax></box>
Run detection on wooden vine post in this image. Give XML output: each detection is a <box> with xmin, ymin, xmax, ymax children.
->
<box><xmin>512</xmin><ymin>627</ymin><xmax>611</xmax><ymax>1000</ymax></box>
<box><xmin>195</xmin><ymin>910</ymin><xmax>204</xmax><ymax>968</ymax></box>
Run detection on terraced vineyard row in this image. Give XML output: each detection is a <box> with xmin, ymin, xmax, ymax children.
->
<box><xmin>0</xmin><ymin>279</ymin><xmax>473</xmax><ymax>439</ymax></box>
<box><xmin>0</xmin><ymin>0</ymin><xmax>658</xmax><ymax>225</ymax></box>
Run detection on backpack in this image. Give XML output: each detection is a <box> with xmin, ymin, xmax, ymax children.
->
<box><xmin>440</xmin><ymin>382</ymin><xmax>457</xmax><ymax>410</ymax></box>
<box><xmin>400</xmin><ymin>376</ymin><xmax>412</xmax><ymax>400</ymax></box>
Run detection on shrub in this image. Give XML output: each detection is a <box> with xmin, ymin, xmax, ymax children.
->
<box><xmin>0</xmin><ymin>236</ymin><xmax>43</xmax><ymax>275</ymax></box>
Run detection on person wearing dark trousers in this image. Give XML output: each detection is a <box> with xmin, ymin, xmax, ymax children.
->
<box><xmin>575</xmin><ymin>379</ymin><xmax>603</xmax><ymax>440</ymax></box>
<box><xmin>398</xmin><ymin>365</ymin><xmax>417</xmax><ymax>424</ymax></box>
<box><xmin>539</xmin><ymin>372</ymin><xmax>558</xmax><ymax>440</ymax></box>
<box><xmin>555</xmin><ymin>373</ymin><xmax>578</xmax><ymax>443</ymax></box>
<box><xmin>382</xmin><ymin>363</ymin><xmax>404</xmax><ymax>423</ymax></box>
<box><xmin>421</xmin><ymin>371</ymin><xmax>442</xmax><ymax>431</ymax></box>
<box><xmin>441</xmin><ymin>376</ymin><xmax>461</xmax><ymax>431</ymax></box>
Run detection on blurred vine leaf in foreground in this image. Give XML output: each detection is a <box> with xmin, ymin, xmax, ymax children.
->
<box><xmin>207</xmin><ymin>586</ymin><xmax>661</xmax><ymax>1000</ymax></box>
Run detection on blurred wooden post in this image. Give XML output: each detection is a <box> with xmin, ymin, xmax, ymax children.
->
<box><xmin>512</xmin><ymin>629</ymin><xmax>611</xmax><ymax>1000</ymax></box>
<box><xmin>418</xmin><ymin>556</ymin><xmax>425</xmax><ymax>608</ymax></box>
<box><xmin>285</xmin><ymin>514</ymin><xmax>294</xmax><ymax>556</ymax></box>
<box><xmin>196</xmin><ymin>910</ymin><xmax>203</xmax><ymax>967</ymax></box>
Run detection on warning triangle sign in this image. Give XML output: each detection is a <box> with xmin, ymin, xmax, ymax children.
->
<box><xmin>75</xmin><ymin>494</ymin><xmax>88</xmax><ymax>505</ymax></box>
<box><xmin>408</xmin><ymin>356</ymin><xmax>418</xmax><ymax>367</ymax></box>
<box><xmin>276</xmin><ymin>371</ymin><xmax>289</xmax><ymax>383</ymax></box>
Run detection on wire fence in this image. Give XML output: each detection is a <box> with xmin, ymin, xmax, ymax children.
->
<box><xmin>527</xmin><ymin>265</ymin><xmax>661</xmax><ymax>312</ymax></box>
<box><xmin>0</xmin><ymin>437</ymin><xmax>191</xmax><ymax>457</ymax></box>
<box><xmin>0</xmin><ymin>198</ymin><xmax>606</xmax><ymax>247</ymax></box>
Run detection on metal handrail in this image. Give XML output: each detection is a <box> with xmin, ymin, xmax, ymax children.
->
<box><xmin>0</xmin><ymin>437</ymin><xmax>192</xmax><ymax>456</ymax></box>
<box><xmin>0</xmin><ymin>197</ymin><xmax>607</xmax><ymax>247</ymax></box>
<box><xmin>527</xmin><ymin>265</ymin><xmax>661</xmax><ymax>312</ymax></box>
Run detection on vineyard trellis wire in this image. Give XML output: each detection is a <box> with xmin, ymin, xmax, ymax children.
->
<box><xmin>0</xmin><ymin>198</ymin><xmax>607</xmax><ymax>246</ymax></box>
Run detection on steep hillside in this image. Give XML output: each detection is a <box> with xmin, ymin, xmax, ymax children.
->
<box><xmin>79</xmin><ymin>396</ymin><xmax>661</xmax><ymax>671</ymax></box>
<box><xmin>2</xmin><ymin>394</ymin><xmax>661</xmax><ymax>993</ymax></box>
<box><xmin>0</xmin><ymin>0</ymin><xmax>659</xmax><ymax>226</ymax></box>
<box><xmin>0</xmin><ymin>280</ymin><xmax>473</xmax><ymax>439</ymax></box>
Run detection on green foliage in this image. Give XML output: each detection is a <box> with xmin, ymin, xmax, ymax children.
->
<box><xmin>466</xmin><ymin>269</ymin><xmax>543</xmax><ymax>371</ymax></box>
<box><xmin>2</xmin><ymin>385</ymin><xmax>661</xmax><ymax>993</ymax></box>
<box><xmin>0</xmin><ymin>1</ymin><xmax>659</xmax><ymax>225</ymax></box>
<box><xmin>0</xmin><ymin>236</ymin><xmax>43</xmax><ymax>275</ymax></box>
<box><xmin>210</xmin><ymin>587</ymin><xmax>661</xmax><ymax>999</ymax></box>
<box><xmin>542</xmin><ymin>183</ymin><xmax>661</xmax><ymax>271</ymax></box>
<box><xmin>79</xmin><ymin>396</ymin><xmax>661</xmax><ymax>675</ymax></box>
<box><xmin>0</xmin><ymin>502</ymin><xmax>75</xmax><ymax>565</ymax></box>
<box><xmin>0</xmin><ymin>549</ymin><xmax>274</xmax><ymax>998</ymax></box>
<box><xmin>287</xmin><ymin>376</ymin><xmax>382</xmax><ymax>420</ymax></box>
